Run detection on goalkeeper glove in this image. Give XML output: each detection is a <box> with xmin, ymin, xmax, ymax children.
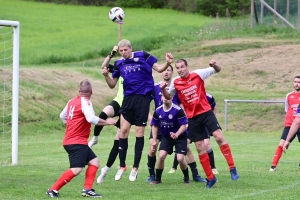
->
<box><xmin>108</xmin><ymin>46</ymin><xmax>118</xmax><ymax>58</ymax></box>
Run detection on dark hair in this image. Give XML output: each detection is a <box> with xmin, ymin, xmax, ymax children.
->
<box><xmin>176</xmin><ymin>59</ymin><xmax>188</xmax><ymax>66</ymax></box>
<box><xmin>295</xmin><ymin>76</ymin><xmax>300</xmax><ymax>79</ymax></box>
<box><xmin>169</xmin><ymin>65</ymin><xmax>173</xmax><ymax>71</ymax></box>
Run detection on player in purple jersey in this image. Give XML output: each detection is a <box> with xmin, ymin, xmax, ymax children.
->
<box><xmin>168</xmin><ymin>93</ymin><xmax>219</xmax><ymax>175</ymax></box>
<box><xmin>150</xmin><ymin>95</ymin><xmax>191</xmax><ymax>184</ymax></box>
<box><xmin>146</xmin><ymin>66</ymin><xmax>206</xmax><ymax>183</ymax></box>
<box><xmin>103</xmin><ymin>39</ymin><xmax>173</xmax><ymax>182</ymax></box>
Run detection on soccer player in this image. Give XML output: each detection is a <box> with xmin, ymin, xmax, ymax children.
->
<box><xmin>150</xmin><ymin>95</ymin><xmax>190</xmax><ymax>184</ymax></box>
<box><xmin>46</xmin><ymin>79</ymin><xmax>116</xmax><ymax>198</ymax></box>
<box><xmin>269</xmin><ymin>75</ymin><xmax>300</xmax><ymax>171</ymax></box>
<box><xmin>283</xmin><ymin>104</ymin><xmax>300</xmax><ymax>153</ymax></box>
<box><xmin>103</xmin><ymin>39</ymin><xmax>173</xmax><ymax>182</ymax></box>
<box><xmin>161</xmin><ymin>58</ymin><xmax>239</xmax><ymax>188</ymax></box>
<box><xmin>146</xmin><ymin>66</ymin><xmax>206</xmax><ymax>183</ymax></box>
<box><xmin>168</xmin><ymin>92</ymin><xmax>219</xmax><ymax>175</ymax></box>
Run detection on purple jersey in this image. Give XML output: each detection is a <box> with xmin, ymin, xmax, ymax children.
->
<box><xmin>152</xmin><ymin>81</ymin><xmax>181</xmax><ymax>109</ymax></box>
<box><xmin>112</xmin><ymin>51</ymin><xmax>157</xmax><ymax>96</ymax></box>
<box><xmin>206</xmin><ymin>92</ymin><xmax>216</xmax><ymax>109</ymax></box>
<box><xmin>151</xmin><ymin>103</ymin><xmax>188</xmax><ymax>138</ymax></box>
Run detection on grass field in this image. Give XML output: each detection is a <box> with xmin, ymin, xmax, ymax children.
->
<box><xmin>1</xmin><ymin>127</ymin><xmax>300</xmax><ymax>199</ymax></box>
<box><xmin>1</xmin><ymin>0</ymin><xmax>300</xmax><ymax>199</ymax></box>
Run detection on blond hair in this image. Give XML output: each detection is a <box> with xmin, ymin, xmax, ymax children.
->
<box><xmin>118</xmin><ymin>39</ymin><xmax>131</xmax><ymax>48</ymax></box>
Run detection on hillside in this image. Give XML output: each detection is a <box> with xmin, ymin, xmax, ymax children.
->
<box><xmin>19</xmin><ymin>38</ymin><xmax>299</xmax><ymax>132</ymax></box>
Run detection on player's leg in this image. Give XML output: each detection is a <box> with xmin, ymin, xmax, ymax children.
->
<box><xmin>185</xmin><ymin>142</ymin><xmax>206</xmax><ymax>183</ymax></box>
<box><xmin>269</xmin><ymin>127</ymin><xmax>296</xmax><ymax>171</ymax></box>
<box><xmin>205</xmin><ymin>110</ymin><xmax>239</xmax><ymax>180</ymax></box>
<box><xmin>168</xmin><ymin>153</ymin><xmax>178</xmax><ymax>173</ymax></box>
<box><xmin>204</xmin><ymin>137</ymin><xmax>218</xmax><ymax>174</ymax></box>
<box><xmin>175</xmin><ymin>136</ymin><xmax>190</xmax><ymax>184</ymax></box>
<box><xmin>129</xmin><ymin>94</ymin><xmax>151</xmax><ymax>181</ymax></box>
<box><xmin>97</xmin><ymin>129</ymin><xmax>120</xmax><ymax>183</ymax></box>
<box><xmin>82</xmin><ymin>148</ymin><xmax>102</xmax><ymax>198</ymax></box>
<box><xmin>146</xmin><ymin>129</ymin><xmax>161</xmax><ymax>182</ymax></box>
<box><xmin>89</xmin><ymin>103</ymin><xmax>116</xmax><ymax>148</ymax></box>
<box><xmin>46</xmin><ymin>145</ymin><xmax>85</xmax><ymax>197</ymax></box>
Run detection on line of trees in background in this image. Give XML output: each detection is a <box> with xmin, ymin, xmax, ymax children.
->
<box><xmin>34</xmin><ymin>0</ymin><xmax>251</xmax><ymax>17</ymax></box>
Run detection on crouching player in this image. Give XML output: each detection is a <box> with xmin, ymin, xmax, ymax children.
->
<box><xmin>150</xmin><ymin>96</ymin><xmax>190</xmax><ymax>184</ymax></box>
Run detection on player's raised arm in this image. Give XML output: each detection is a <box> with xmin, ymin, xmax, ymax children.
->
<box><xmin>209</xmin><ymin>59</ymin><xmax>221</xmax><ymax>72</ymax></box>
<box><xmin>152</xmin><ymin>53</ymin><xmax>173</xmax><ymax>73</ymax></box>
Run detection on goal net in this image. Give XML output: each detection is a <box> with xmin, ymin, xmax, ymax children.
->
<box><xmin>0</xmin><ymin>20</ymin><xmax>20</xmax><ymax>165</ymax></box>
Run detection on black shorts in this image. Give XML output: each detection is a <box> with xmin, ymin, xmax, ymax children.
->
<box><xmin>109</xmin><ymin>100</ymin><xmax>121</xmax><ymax>128</ymax></box>
<box><xmin>64</xmin><ymin>144</ymin><xmax>97</xmax><ymax>168</ymax></box>
<box><xmin>281</xmin><ymin>127</ymin><xmax>300</xmax><ymax>142</ymax></box>
<box><xmin>188</xmin><ymin>110</ymin><xmax>221</xmax><ymax>142</ymax></box>
<box><xmin>205</xmin><ymin>127</ymin><xmax>213</xmax><ymax>138</ymax></box>
<box><xmin>159</xmin><ymin>135</ymin><xmax>188</xmax><ymax>155</ymax></box>
<box><xmin>119</xmin><ymin>93</ymin><xmax>152</xmax><ymax>126</ymax></box>
<box><xmin>149</xmin><ymin>128</ymin><xmax>163</xmax><ymax>141</ymax></box>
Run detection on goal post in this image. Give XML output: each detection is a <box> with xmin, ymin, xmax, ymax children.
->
<box><xmin>0</xmin><ymin>20</ymin><xmax>20</xmax><ymax>165</ymax></box>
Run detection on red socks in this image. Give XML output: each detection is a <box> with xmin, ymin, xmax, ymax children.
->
<box><xmin>199</xmin><ymin>153</ymin><xmax>214</xmax><ymax>180</ymax></box>
<box><xmin>84</xmin><ymin>165</ymin><xmax>98</xmax><ymax>189</ymax></box>
<box><xmin>51</xmin><ymin>169</ymin><xmax>75</xmax><ymax>191</ymax></box>
<box><xmin>272</xmin><ymin>146</ymin><xmax>283</xmax><ymax>167</ymax></box>
<box><xmin>220</xmin><ymin>144</ymin><xmax>235</xmax><ymax>170</ymax></box>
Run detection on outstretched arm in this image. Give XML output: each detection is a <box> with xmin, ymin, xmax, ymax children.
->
<box><xmin>152</xmin><ymin>53</ymin><xmax>173</xmax><ymax>73</ymax></box>
<box><xmin>283</xmin><ymin>117</ymin><xmax>300</xmax><ymax>152</ymax></box>
<box><xmin>209</xmin><ymin>59</ymin><xmax>221</xmax><ymax>72</ymax></box>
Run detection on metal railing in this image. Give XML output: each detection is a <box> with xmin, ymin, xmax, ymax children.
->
<box><xmin>224</xmin><ymin>99</ymin><xmax>285</xmax><ymax>131</ymax></box>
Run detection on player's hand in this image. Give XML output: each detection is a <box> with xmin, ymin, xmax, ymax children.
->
<box><xmin>106</xmin><ymin>118</ymin><xmax>117</xmax><ymax>125</ymax></box>
<box><xmin>283</xmin><ymin>142</ymin><xmax>290</xmax><ymax>153</ymax></box>
<box><xmin>102</xmin><ymin>68</ymin><xmax>109</xmax><ymax>76</ymax></box>
<box><xmin>108</xmin><ymin>46</ymin><xmax>118</xmax><ymax>58</ymax></box>
<box><xmin>170</xmin><ymin>132</ymin><xmax>178</xmax><ymax>140</ymax></box>
<box><xmin>209</xmin><ymin>59</ymin><xmax>217</xmax><ymax>67</ymax></box>
<box><xmin>160</xmin><ymin>81</ymin><xmax>168</xmax><ymax>89</ymax></box>
<box><xmin>166</xmin><ymin>53</ymin><xmax>173</xmax><ymax>64</ymax></box>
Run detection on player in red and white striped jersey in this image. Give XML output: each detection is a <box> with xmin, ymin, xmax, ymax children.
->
<box><xmin>161</xmin><ymin>59</ymin><xmax>239</xmax><ymax>188</ymax></box>
<box><xmin>46</xmin><ymin>79</ymin><xmax>116</xmax><ymax>198</ymax></box>
<box><xmin>270</xmin><ymin>76</ymin><xmax>300</xmax><ymax>171</ymax></box>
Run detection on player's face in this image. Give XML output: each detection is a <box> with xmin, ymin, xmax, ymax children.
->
<box><xmin>175</xmin><ymin>61</ymin><xmax>189</xmax><ymax>78</ymax></box>
<box><xmin>162</xmin><ymin>66</ymin><xmax>173</xmax><ymax>82</ymax></box>
<box><xmin>161</xmin><ymin>95</ymin><xmax>171</xmax><ymax>105</ymax></box>
<box><xmin>294</xmin><ymin>78</ymin><xmax>300</xmax><ymax>92</ymax></box>
<box><xmin>119</xmin><ymin>45</ymin><xmax>132</xmax><ymax>59</ymax></box>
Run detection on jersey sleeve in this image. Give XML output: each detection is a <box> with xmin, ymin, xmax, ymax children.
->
<box><xmin>112</xmin><ymin>61</ymin><xmax>120</xmax><ymax>79</ymax></box>
<box><xmin>59</xmin><ymin>104</ymin><xmax>68</xmax><ymax>124</ymax></box>
<box><xmin>177</xmin><ymin>109</ymin><xmax>188</xmax><ymax>126</ymax></box>
<box><xmin>168</xmin><ymin>79</ymin><xmax>176</xmax><ymax>97</ymax></box>
<box><xmin>81</xmin><ymin>98</ymin><xmax>99</xmax><ymax>125</ymax></box>
<box><xmin>284</xmin><ymin>93</ymin><xmax>289</xmax><ymax>112</ymax></box>
<box><xmin>194</xmin><ymin>67</ymin><xmax>216</xmax><ymax>80</ymax></box>
<box><xmin>143</xmin><ymin>51</ymin><xmax>158</xmax><ymax>67</ymax></box>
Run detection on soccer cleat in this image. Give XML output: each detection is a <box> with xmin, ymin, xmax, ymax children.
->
<box><xmin>129</xmin><ymin>168</ymin><xmax>138</xmax><ymax>182</ymax></box>
<box><xmin>88</xmin><ymin>139</ymin><xmax>98</xmax><ymax>148</ymax></box>
<box><xmin>193</xmin><ymin>175</ymin><xmax>207</xmax><ymax>183</ymax></box>
<box><xmin>212</xmin><ymin>168</ymin><xmax>219</xmax><ymax>174</ymax></box>
<box><xmin>150</xmin><ymin>180</ymin><xmax>162</xmax><ymax>185</ymax></box>
<box><xmin>97</xmin><ymin>167</ymin><xmax>109</xmax><ymax>184</ymax></box>
<box><xmin>269</xmin><ymin>166</ymin><xmax>276</xmax><ymax>172</ymax></box>
<box><xmin>168</xmin><ymin>168</ymin><xmax>177</xmax><ymax>174</ymax></box>
<box><xmin>115</xmin><ymin>166</ymin><xmax>127</xmax><ymax>181</ymax></box>
<box><xmin>81</xmin><ymin>189</ymin><xmax>102</xmax><ymax>198</ymax></box>
<box><xmin>46</xmin><ymin>189</ymin><xmax>59</xmax><ymax>198</ymax></box>
<box><xmin>183</xmin><ymin>177</ymin><xmax>190</xmax><ymax>184</ymax></box>
<box><xmin>145</xmin><ymin>175</ymin><xmax>155</xmax><ymax>182</ymax></box>
<box><xmin>206</xmin><ymin>176</ymin><xmax>218</xmax><ymax>188</ymax></box>
<box><xmin>230</xmin><ymin>167</ymin><xmax>239</xmax><ymax>180</ymax></box>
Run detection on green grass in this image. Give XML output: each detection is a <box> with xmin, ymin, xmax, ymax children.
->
<box><xmin>1</xmin><ymin>127</ymin><xmax>300</xmax><ymax>199</ymax></box>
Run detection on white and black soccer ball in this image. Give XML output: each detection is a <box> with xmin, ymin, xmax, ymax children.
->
<box><xmin>109</xmin><ymin>7</ymin><xmax>125</xmax><ymax>23</ymax></box>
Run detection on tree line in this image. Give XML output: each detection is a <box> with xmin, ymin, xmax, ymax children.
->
<box><xmin>35</xmin><ymin>0</ymin><xmax>251</xmax><ymax>17</ymax></box>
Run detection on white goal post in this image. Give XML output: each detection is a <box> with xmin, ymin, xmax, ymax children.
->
<box><xmin>0</xmin><ymin>20</ymin><xmax>20</xmax><ymax>165</ymax></box>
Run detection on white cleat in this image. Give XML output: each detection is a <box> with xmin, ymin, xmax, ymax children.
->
<box><xmin>97</xmin><ymin>167</ymin><xmax>109</xmax><ymax>184</ymax></box>
<box><xmin>88</xmin><ymin>139</ymin><xmax>98</xmax><ymax>148</ymax></box>
<box><xmin>115</xmin><ymin>166</ymin><xmax>127</xmax><ymax>181</ymax></box>
<box><xmin>269</xmin><ymin>166</ymin><xmax>276</xmax><ymax>172</ymax></box>
<box><xmin>129</xmin><ymin>168</ymin><xmax>138</xmax><ymax>182</ymax></box>
<box><xmin>212</xmin><ymin>168</ymin><xmax>219</xmax><ymax>174</ymax></box>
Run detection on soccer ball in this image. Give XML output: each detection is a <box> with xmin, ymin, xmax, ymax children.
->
<box><xmin>109</xmin><ymin>7</ymin><xmax>125</xmax><ymax>23</ymax></box>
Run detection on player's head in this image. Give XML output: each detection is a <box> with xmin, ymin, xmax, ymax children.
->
<box><xmin>175</xmin><ymin>59</ymin><xmax>189</xmax><ymax>78</ymax></box>
<box><xmin>162</xmin><ymin>65</ymin><xmax>173</xmax><ymax>82</ymax></box>
<box><xmin>294</xmin><ymin>76</ymin><xmax>300</xmax><ymax>92</ymax></box>
<box><xmin>118</xmin><ymin>39</ymin><xmax>132</xmax><ymax>59</ymax></box>
<box><xmin>79</xmin><ymin>79</ymin><xmax>92</xmax><ymax>96</ymax></box>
